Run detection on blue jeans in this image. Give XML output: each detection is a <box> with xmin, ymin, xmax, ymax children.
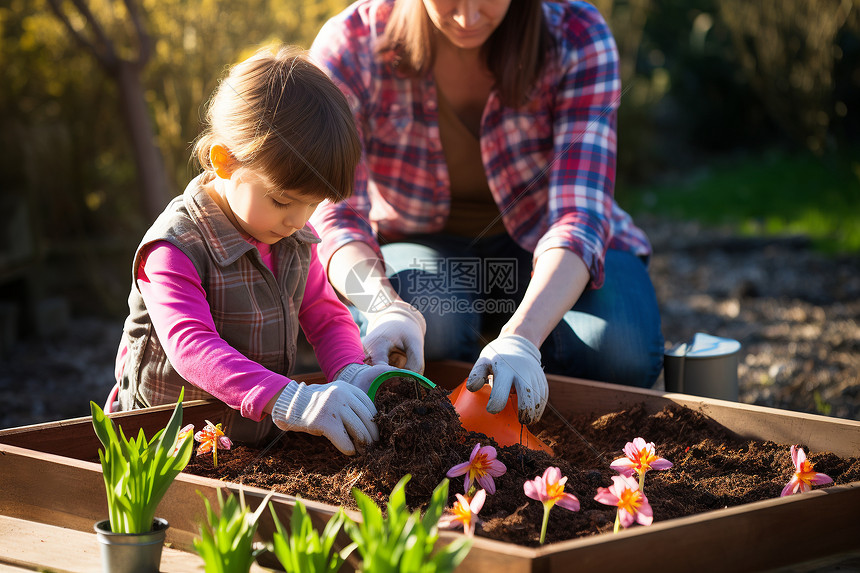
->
<box><xmin>351</xmin><ymin>233</ymin><xmax>664</xmax><ymax>389</ymax></box>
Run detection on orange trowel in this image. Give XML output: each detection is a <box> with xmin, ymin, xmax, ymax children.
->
<box><xmin>449</xmin><ymin>380</ymin><xmax>553</xmax><ymax>455</ymax></box>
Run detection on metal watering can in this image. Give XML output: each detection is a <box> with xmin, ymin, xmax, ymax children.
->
<box><xmin>663</xmin><ymin>332</ymin><xmax>742</xmax><ymax>401</ymax></box>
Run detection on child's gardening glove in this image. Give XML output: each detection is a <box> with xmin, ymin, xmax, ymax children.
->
<box><xmin>466</xmin><ymin>334</ymin><xmax>548</xmax><ymax>425</ymax></box>
<box><xmin>362</xmin><ymin>300</ymin><xmax>426</xmax><ymax>374</ymax></box>
<box><xmin>337</xmin><ymin>363</ymin><xmax>403</xmax><ymax>394</ymax></box>
<box><xmin>272</xmin><ymin>380</ymin><xmax>378</xmax><ymax>456</ymax></box>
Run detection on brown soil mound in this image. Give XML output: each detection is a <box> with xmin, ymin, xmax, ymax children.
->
<box><xmin>183</xmin><ymin>379</ymin><xmax>859</xmax><ymax>546</ymax></box>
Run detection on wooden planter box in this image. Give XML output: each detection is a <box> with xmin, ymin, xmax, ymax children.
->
<box><xmin>1</xmin><ymin>360</ymin><xmax>859</xmax><ymax>572</ymax></box>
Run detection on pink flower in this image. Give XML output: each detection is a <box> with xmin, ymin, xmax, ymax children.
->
<box><xmin>447</xmin><ymin>443</ymin><xmax>507</xmax><ymax>495</ymax></box>
<box><xmin>594</xmin><ymin>474</ymin><xmax>653</xmax><ymax>531</ymax></box>
<box><xmin>170</xmin><ymin>423</ymin><xmax>195</xmax><ymax>456</ymax></box>
<box><xmin>780</xmin><ymin>445</ymin><xmax>833</xmax><ymax>497</ymax></box>
<box><xmin>194</xmin><ymin>420</ymin><xmax>232</xmax><ymax>467</ymax></box>
<box><xmin>523</xmin><ymin>467</ymin><xmax>580</xmax><ymax>512</ymax></box>
<box><xmin>610</xmin><ymin>437</ymin><xmax>673</xmax><ymax>479</ymax></box>
<box><xmin>523</xmin><ymin>467</ymin><xmax>580</xmax><ymax>544</ymax></box>
<box><xmin>438</xmin><ymin>489</ymin><xmax>486</xmax><ymax>536</ymax></box>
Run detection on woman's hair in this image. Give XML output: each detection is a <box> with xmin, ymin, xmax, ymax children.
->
<box><xmin>194</xmin><ymin>44</ymin><xmax>361</xmax><ymax>202</ymax></box>
<box><xmin>379</xmin><ymin>0</ymin><xmax>555</xmax><ymax>108</ymax></box>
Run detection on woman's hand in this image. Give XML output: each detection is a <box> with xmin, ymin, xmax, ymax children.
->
<box><xmin>270</xmin><ymin>380</ymin><xmax>378</xmax><ymax>455</ymax></box>
<box><xmin>466</xmin><ymin>334</ymin><xmax>548</xmax><ymax>424</ymax></box>
<box><xmin>363</xmin><ymin>300</ymin><xmax>426</xmax><ymax>373</ymax></box>
<box><xmin>469</xmin><ymin>248</ymin><xmax>589</xmax><ymax>423</ymax></box>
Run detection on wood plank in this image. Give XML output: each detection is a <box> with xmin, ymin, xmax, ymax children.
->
<box><xmin>542</xmin><ymin>484</ymin><xmax>860</xmax><ymax>573</ymax></box>
<box><xmin>0</xmin><ymin>371</ymin><xmax>329</xmax><ymax>459</ymax></box>
<box><xmin>0</xmin><ymin>514</ymin><xmax>272</xmax><ymax>573</ymax></box>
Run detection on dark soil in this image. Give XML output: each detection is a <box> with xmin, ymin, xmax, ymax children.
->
<box><xmin>184</xmin><ymin>377</ymin><xmax>860</xmax><ymax>547</ymax></box>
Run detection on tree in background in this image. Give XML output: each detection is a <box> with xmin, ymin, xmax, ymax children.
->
<box><xmin>47</xmin><ymin>0</ymin><xmax>171</xmax><ymax>220</ymax></box>
<box><xmin>719</xmin><ymin>0</ymin><xmax>857</xmax><ymax>154</ymax></box>
<box><xmin>1</xmin><ymin>0</ymin><xmax>349</xmax><ymax>316</ymax></box>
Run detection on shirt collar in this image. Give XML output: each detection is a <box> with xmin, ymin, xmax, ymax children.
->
<box><xmin>184</xmin><ymin>175</ymin><xmax>320</xmax><ymax>267</ymax></box>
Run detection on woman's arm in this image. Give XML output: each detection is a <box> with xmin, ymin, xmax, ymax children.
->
<box><xmin>466</xmin><ymin>248</ymin><xmax>588</xmax><ymax>423</ymax></box>
<box><xmin>533</xmin><ymin>3</ymin><xmax>624</xmax><ymax>289</ymax></box>
<box><xmin>500</xmin><ymin>247</ymin><xmax>590</xmax><ymax>348</ymax></box>
<box><xmin>298</xmin><ymin>239</ymin><xmax>366</xmax><ymax>379</ymax></box>
<box><xmin>326</xmin><ymin>241</ymin><xmax>398</xmax><ymax>302</ymax></box>
<box><xmin>327</xmin><ymin>241</ymin><xmax>427</xmax><ymax>372</ymax></box>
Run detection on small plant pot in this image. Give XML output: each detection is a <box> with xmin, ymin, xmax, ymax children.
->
<box><xmin>93</xmin><ymin>517</ymin><xmax>168</xmax><ymax>573</ymax></box>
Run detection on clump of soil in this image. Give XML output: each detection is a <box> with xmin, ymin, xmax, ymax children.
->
<box><xmin>184</xmin><ymin>379</ymin><xmax>860</xmax><ymax>546</ymax></box>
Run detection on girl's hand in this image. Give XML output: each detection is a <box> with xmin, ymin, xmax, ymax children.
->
<box><xmin>271</xmin><ymin>380</ymin><xmax>378</xmax><ymax>455</ymax></box>
<box><xmin>363</xmin><ymin>300</ymin><xmax>426</xmax><ymax>373</ymax></box>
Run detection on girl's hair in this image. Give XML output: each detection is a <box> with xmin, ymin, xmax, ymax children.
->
<box><xmin>194</xmin><ymin>44</ymin><xmax>360</xmax><ymax>202</ymax></box>
<box><xmin>378</xmin><ymin>0</ymin><xmax>555</xmax><ymax>108</ymax></box>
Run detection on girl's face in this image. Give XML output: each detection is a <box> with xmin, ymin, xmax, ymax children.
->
<box><xmin>221</xmin><ymin>168</ymin><xmax>323</xmax><ymax>244</ymax></box>
<box><xmin>422</xmin><ymin>0</ymin><xmax>512</xmax><ymax>50</ymax></box>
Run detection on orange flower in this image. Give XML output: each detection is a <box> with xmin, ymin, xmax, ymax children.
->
<box><xmin>171</xmin><ymin>424</ymin><xmax>195</xmax><ymax>456</ymax></box>
<box><xmin>594</xmin><ymin>475</ymin><xmax>653</xmax><ymax>532</ymax></box>
<box><xmin>194</xmin><ymin>420</ymin><xmax>232</xmax><ymax>467</ymax></box>
<box><xmin>523</xmin><ymin>467</ymin><xmax>580</xmax><ymax>544</ymax></box>
<box><xmin>438</xmin><ymin>489</ymin><xmax>486</xmax><ymax>536</ymax></box>
<box><xmin>610</xmin><ymin>437</ymin><xmax>672</xmax><ymax>491</ymax></box>
<box><xmin>781</xmin><ymin>445</ymin><xmax>832</xmax><ymax>497</ymax></box>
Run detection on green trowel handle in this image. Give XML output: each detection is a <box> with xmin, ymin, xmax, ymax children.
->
<box><xmin>366</xmin><ymin>369</ymin><xmax>436</xmax><ymax>402</ymax></box>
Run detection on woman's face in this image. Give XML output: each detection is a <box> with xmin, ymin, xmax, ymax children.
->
<box><xmin>422</xmin><ymin>0</ymin><xmax>512</xmax><ymax>50</ymax></box>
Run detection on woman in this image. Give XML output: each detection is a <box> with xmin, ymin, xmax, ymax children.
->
<box><xmin>309</xmin><ymin>0</ymin><xmax>664</xmax><ymax>424</ymax></box>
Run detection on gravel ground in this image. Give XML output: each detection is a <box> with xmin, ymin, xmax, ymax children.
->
<box><xmin>1</xmin><ymin>217</ymin><xmax>858</xmax><ymax>429</ymax></box>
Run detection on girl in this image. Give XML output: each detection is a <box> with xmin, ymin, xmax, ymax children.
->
<box><xmin>111</xmin><ymin>44</ymin><xmax>395</xmax><ymax>455</ymax></box>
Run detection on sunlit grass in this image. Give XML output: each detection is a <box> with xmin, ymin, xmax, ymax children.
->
<box><xmin>622</xmin><ymin>148</ymin><xmax>860</xmax><ymax>253</ymax></box>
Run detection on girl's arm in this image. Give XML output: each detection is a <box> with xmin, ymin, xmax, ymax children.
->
<box><xmin>137</xmin><ymin>241</ymin><xmax>290</xmax><ymax>421</ymax></box>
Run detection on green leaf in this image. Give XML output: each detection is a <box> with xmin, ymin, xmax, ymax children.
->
<box><xmin>193</xmin><ymin>489</ymin><xmax>264</xmax><ymax>573</ymax></box>
<box><xmin>91</xmin><ymin>392</ymin><xmax>190</xmax><ymax>534</ymax></box>
<box><xmin>90</xmin><ymin>401</ymin><xmax>117</xmax><ymax>452</ymax></box>
<box><xmin>346</xmin><ymin>476</ymin><xmax>472</xmax><ymax>573</ymax></box>
<box><xmin>269</xmin><ymin>498</ymin><xmax>347</xmax><ymax>573</ymax></box>
<box><xmin>422</xmin><ymin>478</ymin><xmax>449</xmax><ymax>533</ymax></box>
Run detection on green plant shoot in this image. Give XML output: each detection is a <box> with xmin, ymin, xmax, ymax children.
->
<box><xmin>344</xmin><ymin>475</ymin><xmax>472</xmax><ymax>573</ymax></box>
<box><xmin>90</xmin><ymin>388</ymin><xmax>193</xmax><ymax>534</ymax></box>
<box><xmin>269</xmin><ymin>497</ymin><xmax>351</xmax><ymax>573</ymax></box>
<box><xmin>193</xmin><ymin>488</ymin><xmax>271</xmax><ymax>573</ymax></box>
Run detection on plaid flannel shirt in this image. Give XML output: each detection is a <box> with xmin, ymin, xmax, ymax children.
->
<box><xmin>309</xmin><ymin>0</ymin><xmax>651</xmax><ymax>288</ymax></box>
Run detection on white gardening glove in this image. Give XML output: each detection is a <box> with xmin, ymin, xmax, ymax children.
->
<box><xmin>271</xmin><ymin>380</ymin><xmax>379</xmax><ymax>455</ymax></box>
<box><xmin>363</xmin><ymin>300</ymin><xmax>426</xmax><ymax>374</ymax></box>
<box><xmin>337</xmin><ymin>363</ymin><xmax>403</xmax><ymax>394</ymax></box>
<box><xmin>466</xmin><ymin>334</ymin><xmax>549</xmax><ymax>425</ymax></box>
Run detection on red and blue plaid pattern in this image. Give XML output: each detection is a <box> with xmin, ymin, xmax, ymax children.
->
<box><xmin>310</xmin><ymin>0</ymin><xmax>651</xmax><ymax>288</ymax></box>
